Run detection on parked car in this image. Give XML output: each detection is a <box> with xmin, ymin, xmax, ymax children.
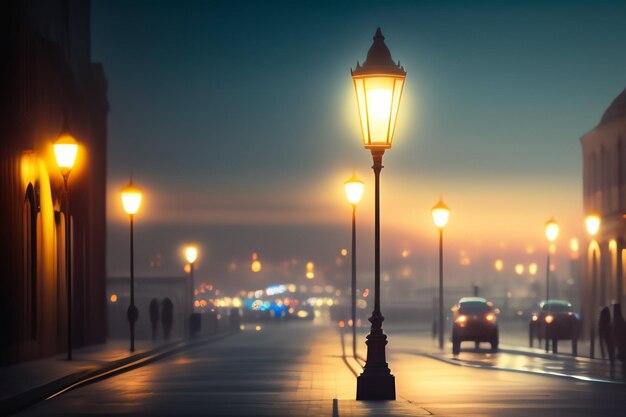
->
<box><xmin>529</xmin><ymin>300</ymin><xmax>579</xmax><ymax>354</ymax></box>
<box><xmin>452</xmin><ymin>297</ymin><xmax>499</xmax><ymax>355</ymax></box>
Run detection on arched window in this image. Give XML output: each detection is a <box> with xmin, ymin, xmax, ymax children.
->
<box><xmin>23</xmin><ymin>183</ymin><xmax>37</xmax><ymax>340</ymax></box>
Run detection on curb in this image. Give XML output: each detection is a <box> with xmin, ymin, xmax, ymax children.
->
<box><xmin>0</xmin><ymin>330</ymin><xmax>239</xmax><ymax>416</ymax></box>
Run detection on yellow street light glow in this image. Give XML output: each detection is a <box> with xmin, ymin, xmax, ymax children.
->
<box><xmin>545</xmin><ymin>218</ymin><xmax>559</xmax><ymax>242</ymax></box>
<box><xmin>121</xmin><ymin>181</ymin><xmax>142</xmax><ymax>215</ymax></box>
<box><xmin>431</xmin><ymin>199</ymin><xmax>450</xmax><ymax>229</ymax></box>
<box><xmin>570</xmin><ymin>238</ymin><xmax>579</xmax><ymax>253</ymax></box>
<box><xmin>185</xmin><ymin>246</ymin><xmax>198</xmax><ymax>264</ymax></box>
<box><xmin>340</xmin><ymin>248</ymin><xmax>348</xmax><ymax>257</ymax></box>
<box><xmin>494</xmin><ymin>259</ymin><xmax>504</xmax><ymax>272</ymax></box>
<box><xmin>344</xmin><ymin>174</ymin><xmax>365</xmax><ymax>205</ymax></box>
<box><xmin>528</xmin><ymin>263</ymin><xmax>538</xmax><ymax>276</ymax></box>
<box><xmin>351</xmin><ymin>28</ymin><xmax>406</xmax><ymax>149</ymax></box>
<box><xmin>515</xmin><ymin>264</ymin><xmax>525</xmax><ymax>275</ymax></box>
<box><xmin>251</xmin><ymin>260</ymin><xmax>262</xmax><ymax>273</ymax></box>
<box><xmin>110</xmin><ymin>294</ymin><xmax>118</xmax><ymax>303</ymax></box>
<box><xmin>53</xmin><ymin>133</ymin><xmax>78</xmax><ymax>177</ymax></box>
<box><xmin>585</xmin><ymin>214</ymin><xmax>601</xmax><ymax>237</ymax></box>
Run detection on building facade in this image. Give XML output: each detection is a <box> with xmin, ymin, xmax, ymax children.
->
<box><xmin>0</xmin><ymin>0</ymin><xmax>108</xmax><ymax>363</ymax></box>
<box><xmin>580</xmin><ymin>88</ymin><xmax>626</xmax><ymax>331</ymax></box>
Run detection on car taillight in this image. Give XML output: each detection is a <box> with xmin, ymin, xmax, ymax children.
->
<box><xmin>545</xmin><ymin>314</ymin><xmax>554</xmax><ymax>324</ymax></box>
<box><xmin>485</xmin><ymin>313</ymin><xmax>495</xmax><ymax>322</ymax></box>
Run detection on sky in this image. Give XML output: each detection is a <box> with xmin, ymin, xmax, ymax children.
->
<box><xmin>92</xmin><ymin>0</ymin><xmax>626</xmax><ymax>293</ymax></box>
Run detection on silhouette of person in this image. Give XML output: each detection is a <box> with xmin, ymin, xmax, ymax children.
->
<box><xmin>149</xmin><ymin>298</ymin><xmax>160</xmax><ymax>343</ymax></box>
<box><xmin>598</xmin><ymin>307</ymin><xmax>611</xmax><ymax>358</ymax></box>
<box><xmin>162</xmin><ymin>297</ymin><xmax>174</xmax><ymax>341</ymax></box>
<box><xmin>613</xmin><ymin>303</ymin><xmax>626</xmax><ymax>377</ymax></box>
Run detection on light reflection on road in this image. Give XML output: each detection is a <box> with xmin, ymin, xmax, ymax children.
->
<box><xmin>433</xmin><ymin>346</ymin><xmax>625</xmax><ymax>383</ymax></box>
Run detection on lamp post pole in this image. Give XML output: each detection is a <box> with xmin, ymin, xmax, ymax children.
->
<box><xmin>438</xmin><ymin>227</ymin><xmax>444</xmax><ymax>349</ymax></box>
<box><xmin>184</xmin><ymin>246</ymin><xmax>198</xmax><ymax>338</ymax></box>
<box><xmin>544</xmin><ymin>218</ymin><xmax>559</xmax><ymax>305</ymax></box>
<box><xmin>432</xmin><ymin>199</ymin><xmax>450</xmax><ymax>350</ymax></box>
<box><xmin>546</xmin><ymin>252</ymin><xmax>550</xmax><ymax>303</ymax></box>
<box><xmin>351</xmin><ymin>204</ymin><xmax>357</xmax><ymax>358</ymax></box>
<box><xmin>345</xmin><ymin>174</ymin><xmax>364</xmax><ymax>360</ymax></box>
<box><xmin>129</xmin><ymin>213</ymin><xmax>136</xmax><ymax>352</ymax></box>
<box><xmin>54</xmin><ymin>129</ymin><xmax>78</xmax><ymax>361</ymax></box>
<box><xmin>590</xmin><ymin>248</ymin><xmax>597</xmax><ymax>359</ymax></box>
<box><xmin>122</xmin><ymin>180</ymin><xmax>142</xmax><ymax>353</ymax></box>
<box><xmin>63</xmin><ymin>175</ymin><xmax>72</xmax><ymax>360</ymax></box>
<box><xmin>585</xmin><ymin>214</ymin><xmax>600</xmax><ymax>359</ymax></box>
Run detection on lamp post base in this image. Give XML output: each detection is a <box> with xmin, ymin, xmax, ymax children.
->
<box><xmin>356</xmin><ymin>371</ymin><xmax>396</xmax><ymax>401</ymax></box>
<box><xmin>356</xmin><ymin>330</ymin><xmax>396</xmax><ymax>400</ymax></box>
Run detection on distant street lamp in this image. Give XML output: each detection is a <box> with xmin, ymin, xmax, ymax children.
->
<box><xmin>351</xmin><ymin>27</ymin><xmax>405</xmax><ymax>401</ymax></box>
<box><xmin>345</xmin><ymin>174</ymin><xmax>365</xmax><ymax>359</ymax></box>
<box><xmin>121</xmin><ymin>179</ymin><xmax>142</xmax><ymax>352</ymax></box>
<box><xmin>585</xmin><ymin>214</ymin><xmax>600</xmax><ymax>359</ymax></box>
<box><xmin>432</xmin><ymin>199</ymin><xmax>450</xmax><ymax>350</ymax></box>
<box><xmin>54</xmin><ymin>126</ymin><xmax>78</xmax><ymax>361</ymax></box>
<box><xmin>185</xmin><ymin>245</ymin><xmax>198</xmax><ymax>337</ymax></box>
<box><xmin>544</xmin><ymin>218</ymin><xmax>559</xmax><ymax>303</ymax></box>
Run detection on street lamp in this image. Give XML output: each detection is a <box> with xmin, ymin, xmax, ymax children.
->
<box><xmin>121</xmin><ymin>179</ymin><xmax>142</xmax><ymax>352</ymax></box>
<box><xmin>54</xmin><ymin>127</ymin><xmax>78</xmax><ymax>361</ymax></box>
<box><xmin>432</xmin><ymin>199</ymin><xmax>450</xmax><ymax>350</ymax></box>
<box><xmin>585</xmin><ymin>213</ymin><xmax>600</xmax><ymax>359</ymax></box>
<box><xmin>344</xmin><ymin>174</ymin><xmax>364</xmax><ymax>359</ymax></box>
<box><xmin>185</xmin><ymin>245</ymin><xmax>198</xmax><ymax>337</ymax></box>
<box><xmin>351</xmin><ymin>27</ymin><xmax>405</xmax><ymax>401</ymax></box>
<box><xmin>544</xmin><ymin>218</ymin><xmax>559</xmax><ymax>303</ymax></box>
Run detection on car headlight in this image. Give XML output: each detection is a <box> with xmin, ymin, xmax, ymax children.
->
<box><xmin>485</xmin><ymin>313</ymin><xmax>495</xmax><ymax>322</ymax></box>
<box><xmin>531</xmin><ymin>314</ymin><xmax>538</xmax><ymax>322</ymax></box>
<box><xmin>455</xmin><ymin>315</ymin><xmax>467</xmax><ymax>324</ymax></box>
<box><xmin>545</xmin><ymin>315</ymin><xmax>554</xmax><ymax>324</ymax></box>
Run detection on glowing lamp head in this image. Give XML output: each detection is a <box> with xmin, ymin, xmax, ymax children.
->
<box><xmin>431</xmin><ymin>199</ymin><xmax>450</xmax><ymax>229</ymax></box>
<box><xmin>54</xmin><ymin>133</ymin><xmax>78</xmax><ymax>178</ymax></box>
<box><xmin>344</xmin><ymin>174</ymin><xmax>365</xmax><ymax>205</ymax></box>
<box><xmin>351</xmin><ymin>28</ymin><xmax>406</xmax><ymax>150</ymax></box>
<box><xmin>545</xmin><ymin>218</ymin><xmax>559</xmax><ymax>242</ymax></box>
<box><xmin>185</xmin><ymin>246</ymin><xmax>198</xmax><ymax>264</ymax></box>
<box><xmin>585</xmin><ymin>214</ymin><xmax>600</xmax><ymax>237</ymax></box>
<box><xmin>121</xmin><ymin>181</ymin><xmax>142</xmax><ymax>215</ymax></box>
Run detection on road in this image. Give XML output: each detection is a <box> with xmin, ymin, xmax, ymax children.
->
<box><xmin>18</xmin><ymin>318</ymin><xmax>626</xmax><ymax>416</ymax></box>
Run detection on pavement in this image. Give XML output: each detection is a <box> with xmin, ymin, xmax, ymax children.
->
<box><xmin>3</xmin><ymin>317</ymin><xmax>626</xmax><ymax>416</ymax></box>
<box><xmin>0</xmin><ymin>330</ymin><xmax>238</xmax><ymax>416</ymax></box>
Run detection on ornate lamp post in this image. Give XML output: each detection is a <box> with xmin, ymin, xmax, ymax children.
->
<box><xmin>544</xmin><ymin>218</ymin><xmax>559</xmax><ymax>303</ymax></box>
<box><xmin>54</xmin><ymin>127</ymin><xmax>78</xmax><ymax>361</ymax></box>
<box><xmin>432</xmin><ymin>199</ymin><xmax>450</xmax><ymax>350</ymax></box>
<box><xmin>351</xmin><ymin>27</ymin><xmax>406</xmax><ymax>401</ymax></box>
<box><xmin>345</xmin><ymin>174</ymin><xmax>365</xmax><ymax>359</ymax></box>
<box><xmin>585</xmin><ymin>214</ymin><xmax>600</xmax><ymax>359</ymax></box>
<box><xmin>121</xmin><ymin>179</ymin><xmax>142</xmax><ymax>352</ymax></box>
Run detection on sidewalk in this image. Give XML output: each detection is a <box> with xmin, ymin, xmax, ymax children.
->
<box><xmin>0</xmin><ymin>331</ymin><xmax>237</xmax><ymax>416</ymax></box>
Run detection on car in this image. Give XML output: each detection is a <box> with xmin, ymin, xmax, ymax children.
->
<box><xmin>451</xmin><ymin>297</ymin><xmax>499</xmax><ymax>355</ymax></box>
<box><xmin>529</xmin><ymin>300</ymin><xmax>579</xmax><ymax>354</ymax></box>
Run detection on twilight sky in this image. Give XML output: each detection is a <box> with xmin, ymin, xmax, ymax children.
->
<box><xmin>93</xmin><ymin>0</ymin><xmax>626</xmax><ymax>293</ymax></box>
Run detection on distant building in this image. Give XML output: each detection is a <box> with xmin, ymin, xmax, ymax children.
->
<box><xmin>580</xmin><ymin>88</ymin><xmax>626</xmax><ymax>329</ymax></box>
<box><xmin>0</xmin><ymin>1</ymin><xmax>108</xmax><ymax>363</ymax></box>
